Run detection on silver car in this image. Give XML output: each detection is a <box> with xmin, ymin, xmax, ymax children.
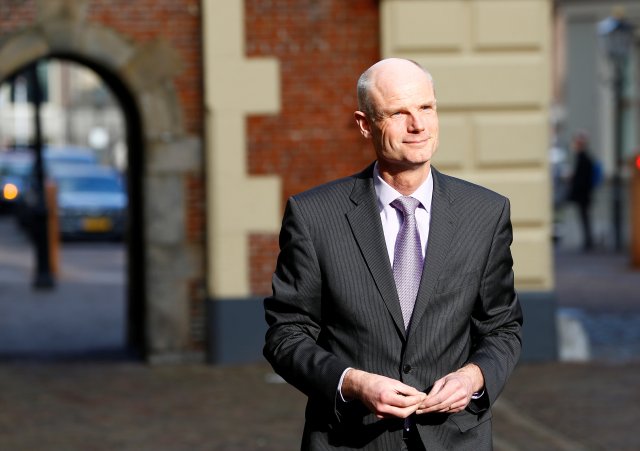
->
<box><xmin>53</xmin><ymin>166</ymin><xmax>127</xmax><ymax>240</ymax></box>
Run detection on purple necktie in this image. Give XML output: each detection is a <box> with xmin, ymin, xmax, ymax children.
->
<box><xmin>391</xmin><ymin>196</ymin><xmax>424</xmax><ymax>330</ymax></box>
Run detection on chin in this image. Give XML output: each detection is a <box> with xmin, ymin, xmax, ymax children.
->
<box><xmin>407</xmin><ymin>152</ymin><xmax>435</xmax><ymax>165</ymax></box>
<box><xmin>398</xmin><ymin>159</ymin><xmax>431</xmax><ymax>171</ymax></box>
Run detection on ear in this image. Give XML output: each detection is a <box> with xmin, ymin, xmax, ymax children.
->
<box><xmin>354</xmin><ymin>111</ymin><xmax>372</xmax><ymax>139</ymax></box>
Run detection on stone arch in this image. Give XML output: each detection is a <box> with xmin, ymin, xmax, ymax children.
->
<box><xmin>0</xmin><ymin>11</ymin><xmax>203</xmax><ymax>362</ymax></box>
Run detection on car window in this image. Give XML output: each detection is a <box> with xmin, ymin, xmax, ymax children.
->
<box><xmin>58</xmin><ymin>176</ymin><xmax>123</xmax><ymax>193</ymax></box>
<box><xmin>3</xmin><ymin>161</ymin><xmax>32</xmax><ymax>177</ymax></box>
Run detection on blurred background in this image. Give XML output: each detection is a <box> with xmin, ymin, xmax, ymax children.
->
<box><xmin>0</xmin><ymin>0</ymin><xmax>638</xmax><ymax>449</ymax></box>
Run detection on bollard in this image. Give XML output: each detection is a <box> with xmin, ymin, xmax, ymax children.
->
<box><xmin>45</xmin><ymin>181</ymin><xmax>60</xmax><ymax>276</ymax></box>
<box><xmin>631</xmin><ymin>154</ymin><xmax>640</xmax><ymax>268</ymax></box>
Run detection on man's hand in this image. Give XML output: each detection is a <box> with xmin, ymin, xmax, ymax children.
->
<box><xmin>342</xmin><ymin>369</ymin><xmax>426</xmax><ymax>419</ymax></box>
<box><xmin>416</xmin><ymin>364</ymin><xmax>484</xmax><ymax>415</ymax></box>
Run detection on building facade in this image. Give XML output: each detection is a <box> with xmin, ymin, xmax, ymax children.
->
<box><xmin>0</xmin><ymin>0</ymin><xmax>556</xmax><ymax>363</ymax></box>
<box><xmin>204</xmin><ymin>0</ymin><xmax>556</xmax><ymax>363</ymax></box>
<box><xmin>554</xmin><ymin>0</ymin><xmax>639</xmax><ymax>177</ymax></box>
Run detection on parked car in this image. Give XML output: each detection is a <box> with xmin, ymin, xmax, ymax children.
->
<box><xmin>44</xmin><ymin>146</ymin><xmax>99</xmax><ymax>171</ymax></box>
<box><xmin>52</xmin><ymin>165</ymin><xmax>127</xmax><ymax>240</ymax></box>
<box><xmin>16</xmin><ymin>145</ymin><xmax>104</xmax><ymax>231</ymax></box>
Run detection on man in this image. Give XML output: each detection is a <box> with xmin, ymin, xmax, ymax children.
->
<box><xmin>567</xmin><ymin>130</ymin><xmax>596</xmax><ymax>251</ymax></box>
<box><xmin>264</xmin><ymin>58</ymin><xmax>522</xmax><ymax>450</ymax></box>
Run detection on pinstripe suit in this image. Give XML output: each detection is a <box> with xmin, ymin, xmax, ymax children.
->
<box><xmin>264</xmin><ymin>164</ymin><xmax>522</xmax><ymax>450</ymax></box>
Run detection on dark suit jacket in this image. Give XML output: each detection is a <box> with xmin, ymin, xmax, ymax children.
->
<box><xmin>568</xmin><ymin>151</ymin><xmax>594</xmax><ymax>205</ymax></box>
<box><xmin>264</xmin><ymin>164</ymin><xmax>523</xmax><ymax>450</ymax></box>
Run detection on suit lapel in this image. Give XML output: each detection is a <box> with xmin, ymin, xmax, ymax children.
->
<box><xmin>409</xmin><ymin>169</ymin><xmax>458</xmax><ymax>332</ymax></box>
<box><xmin>346</xmin><ymin>166</ymin><xmax>406</xmax><ymax>336</ymax></box>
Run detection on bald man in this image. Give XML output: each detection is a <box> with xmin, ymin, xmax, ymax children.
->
<box><xmin>264</xmin><ymin>58</ymin><xmax>522</xmax><ymax>450</ymax></box>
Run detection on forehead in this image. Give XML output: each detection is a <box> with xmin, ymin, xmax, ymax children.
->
<box><xmin>370</xmin><ymin>68</ymin><xmax>435</xmax><ymax>110</ymax></box>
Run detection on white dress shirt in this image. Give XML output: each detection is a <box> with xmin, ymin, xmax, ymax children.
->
<box><xmin>373</xmin><ymin>162</ymin><xmax>433</xmax><ymax>265</ymax></box>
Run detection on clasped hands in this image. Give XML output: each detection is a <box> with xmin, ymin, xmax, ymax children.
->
<box><xmin>341</xmin><ymin>364</ymin><xmax>484</xmax><ymax>419</ymax></box>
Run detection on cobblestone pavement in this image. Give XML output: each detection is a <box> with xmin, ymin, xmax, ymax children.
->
<box><xmin>1</xmin><ymin>205</ymin><xmax>639</xmax><ymax>450</ymax></box>
<box><xmin>554</xmin><ymin>248</ymin><xmax>640</xmax><ymax>363</ymax></box>
<box><xmin>0</xmin><ymin>360</ymin><xmax>638</xmax><ymax>451</ymax></box>
<box><xmin>0</xmin><ymin>216</ymin><xmax>126</xmax><ymax>356</ymax></box>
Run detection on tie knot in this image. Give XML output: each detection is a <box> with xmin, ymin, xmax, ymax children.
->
<box><xmin>391</xmin><ymin>196</ymin><xmax>421</xmax><ymax>216</ymax></box>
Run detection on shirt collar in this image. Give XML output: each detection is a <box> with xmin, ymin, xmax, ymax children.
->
<box><xmin>373</xmin><ymin>162</ymin><xmax>433</xmax><ymax>213</ymax></box>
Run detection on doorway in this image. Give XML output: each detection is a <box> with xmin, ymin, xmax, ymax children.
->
<box><xmin>0</xmin><ymin>57</ymin><xmax>145</xmax><ymax>360</ymax></box>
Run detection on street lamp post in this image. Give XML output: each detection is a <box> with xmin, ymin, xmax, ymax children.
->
<box><xmin>26</xmin><ymin>62</ymin><xmax>54</xmax><ymax>289</ymax></box>
<box><xmin>598</xmin><ymin>13</ymin><xmax>635</xmax><ymax>252</ymax></box>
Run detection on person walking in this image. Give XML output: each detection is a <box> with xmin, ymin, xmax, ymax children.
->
<box><xmin>567</xmin><ymin>131</ymin><xmax>596</xmax><ymax>251</ymax></box>
<box><xmin>263</xmin><ymin>58</ymin><xmax>523</xmax><ymax>450</ymax></box>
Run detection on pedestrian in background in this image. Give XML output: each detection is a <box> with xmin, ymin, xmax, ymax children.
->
<box><xmin>567</xmin><ymin>130</ymin><xmax>597</xmax><ymax>251</ymax></box>
<box><xmin>264</xmin><ymin>58</ymin><xmax>522</xmax><ymax>450</ymax></box>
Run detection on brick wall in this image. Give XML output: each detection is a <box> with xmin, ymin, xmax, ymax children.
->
<box><xmin>87</xmin><ymin>0</ymin><xmax>203</xmax><ymax>136</ymax></box>
<box><xmin>246</xmin><ymin>0</ymin><xmax>380</xmax><ymax>295</ymax></box>
<box><xmin>0</xmin><ymin>1</ymin><xmax>36</xmax><ymax>33</ymax></box>
<box><xmin>1</xmin><ymin>0</ymin><xmax>203</xmax><ymax>136</ymax></box>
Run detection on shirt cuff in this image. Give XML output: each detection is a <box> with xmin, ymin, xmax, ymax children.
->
<box><xmin>471</xmin><ymin>389</ymin><xmax>485</xmax><ymax>400</ymax></box>
<box><xmin>337</xmin><ymin>367</ymin><xmax>353</xmax><ymax>402</ymax></box>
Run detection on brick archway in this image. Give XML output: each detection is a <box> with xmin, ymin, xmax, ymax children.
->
<box><xmin>0</xmin><ymin>11</ymin><xmax>204</xmax><ymax>362</ymax></box>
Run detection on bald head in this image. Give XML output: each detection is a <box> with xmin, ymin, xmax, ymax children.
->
<box><xmin>357</xmin><ymin>58</ymin><xmax>434</xmax><ymax>119</ymax></box>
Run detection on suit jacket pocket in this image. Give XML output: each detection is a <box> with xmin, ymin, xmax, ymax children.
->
<box><xmin>435</xmin><ymin>270</ymin><xmax>481</xmax><ymax>294</ymax></box>
<box><xmin>449</xmin><ymin>409</ymin><xmax>492</xmax><ymax>433</ymax></box>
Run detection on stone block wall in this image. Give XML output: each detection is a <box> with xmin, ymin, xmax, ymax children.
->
<box><xmin>381</xmin><ymin>0</ymin><xmax>554</xmax><ymax>292</ymax></box>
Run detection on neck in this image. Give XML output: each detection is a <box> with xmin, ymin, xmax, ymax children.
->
<box><xmin>378</xmin><ymin>162</ymin><xmax>431</xmax><ymax>195</ymax></box>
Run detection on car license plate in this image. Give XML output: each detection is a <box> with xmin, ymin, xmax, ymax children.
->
<box><xmin>83</xmin><ymin>217</ymin><xmax>112</xmax><ymax>232</ymax></box>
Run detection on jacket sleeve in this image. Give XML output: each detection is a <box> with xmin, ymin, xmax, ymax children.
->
<box><xmin>467</xmin><ymin>197</ymin><xmax>523</xmax><ymax>409</ymax></box>
<box><xmin>263</xmin><ymin>197</ymin><xmax>349</xmax><ymax>411</ymax></box>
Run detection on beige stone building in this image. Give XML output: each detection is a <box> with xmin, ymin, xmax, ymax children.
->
<box><xmin>203</xmin><ymin>0</ymin><xmax>556</xmax><ymax>362</ymax></box>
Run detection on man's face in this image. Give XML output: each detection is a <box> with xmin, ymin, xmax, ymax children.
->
<box><xmin>356</xmin><ymin>65</ymin><xmax>439</xmax><ymax>172</ymax></box>
<box><xmin>572</xmin><ymin>135</ymin><xmax>587</xmax><ymax>152</ymax></box>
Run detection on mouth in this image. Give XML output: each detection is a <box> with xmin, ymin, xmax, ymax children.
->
<box><xmin>404</xmin><ymin>138</ymin><xmax>429</xmax><ymax>145</ymax></box>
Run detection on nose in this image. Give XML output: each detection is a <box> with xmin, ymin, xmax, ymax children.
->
<box><xmin>407</xmin><ymin>111</ymin><xmax>425</xmax><ymax>132</ymax></box>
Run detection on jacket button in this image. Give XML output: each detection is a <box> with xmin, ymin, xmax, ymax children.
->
<box><xmin>403</xmin><ymin>364</ymin><xmax>412</xmax><ymax>374</ymax></box>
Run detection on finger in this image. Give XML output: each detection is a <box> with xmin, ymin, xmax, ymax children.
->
<box><xmin>417</xmin><ymin>399</ymin><xmax>459</xmax><ymax>415</ymax></box>
<box><xmin>420</xmin><ymin>389</ymin><xmax>463</xmax><ymax>412</ymax></box>
<box><xmin>417</xmin><ymin>399</ymin><xmax>454</xmax><ymax>414</ymax></box>
<box><xmin>378</xmin><ymin>403</ymin><xmax>422</xmax><ymax>419</ymax></box>
<box><xmin>384</xmin><ymin>391</ymin><xmax>425</xmax><ymax>410</ymax></box>
<box><xmin>374</xmin><ymin>392</ymin><xmax>424</xmax><ymax>418</ymax></box>
<box><xmin>394</xmin><ymin>384</ymin><xmax>426</xmax><ymax>397</ymax></box>
<box><xmin>418</xmin><ymin>387</ymin><xmax>470</xmax><ymax>414</ymax></box>
<box><xmin>397</xmin><ymin>393</ymin><xmax>427</xmax><ymax>408</ymax></box>
<box><xmin>422</xmin><ymin>384</ymin><xmax>456</xmax><ymax>409</ymax></box>
<box><xmin>427</xmin><ymin>378</ymin><xmax>446</xmax><ymax>396</ymax></box>
<box><xmin>375</xmin><ymin>389</ymin><xmax>425</xmax><ymax>416</ymax></box>
<box><xmin>449</xmin><ymin>397</ymin><xmax>471</xmax><ymax>412</ymax></box>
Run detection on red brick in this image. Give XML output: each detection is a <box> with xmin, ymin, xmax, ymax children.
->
<box><xmin>246</xmin><ymin>0</ymin><xmax>380</xmax><ymax>296</ymax></box>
